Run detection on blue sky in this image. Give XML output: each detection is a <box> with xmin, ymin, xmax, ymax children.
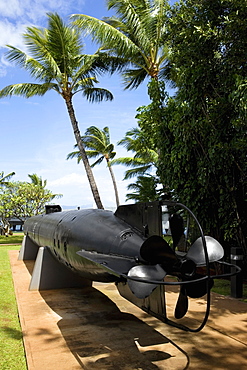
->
<box><xmin>0</xmin><ymin>0</ymin><xmax>168</xmax><ymax>209</ymax></box>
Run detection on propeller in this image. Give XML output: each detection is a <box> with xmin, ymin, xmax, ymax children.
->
<box><xmin>126</xmin><ymin>235</ymin><xmax>172</xmax><ymax>299</ymax></box>
<box><xmin>173</xmin><ymin>235</ymin><xmax>223</xmax><ymax>319</ymax></box>
<box><xmin>167</xmin><ymin>213</ymin><xmax>224</xmax><ymax>318</ymax></box>
<box><xmin>126</xmin><ymin>220</ymin><xmax>224</xmax><ymax>319</ymax></box>
<box><xmin>187</xmin><ymin>236</ymin><xmax>224</xmax><ymax>266</ymax></box>
<box><xmin>127</xmin><ymin>235</ymin><xmax>195</xmax><ymax>299</ymax></box>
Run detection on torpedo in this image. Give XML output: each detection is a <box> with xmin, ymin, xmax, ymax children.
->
<box><xmin>19</xmin><ymin>201</ymin><xmax>240</xmax><ymax>332</ymax></box>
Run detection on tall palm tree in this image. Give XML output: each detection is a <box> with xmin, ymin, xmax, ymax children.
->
<box><xmin>0</xmin><ymin>171</ymin><xmax>15</xmax><ymax>186</ymax></box>
<box><xmin>0</xmin><ymin>13</ymin><xmax>114</xmax><ymax>209</ymax></box>
<box><xmin>72</xmin><ymin>0</ymin><xmax>169</xmax><ymax>89</ymax></box>
<box><xmin>67</xmin><ymin>126</ymin><xmax>120</xmax><ymax>207</ymax></box>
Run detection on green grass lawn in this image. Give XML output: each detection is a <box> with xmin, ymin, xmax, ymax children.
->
<box><xmin>0</xmin><ymin>235</ymin><xmax>27</xmax><ymax>370</ymax></box>
<box><xmin>212</xmin><ymin>278</ymin><xmax>247</xmax><ymax>302</ymax></box>
<box><xmin>0</xmin><ymin>232</ymin><xmax>24</xmax><ymax>245</ymax></box>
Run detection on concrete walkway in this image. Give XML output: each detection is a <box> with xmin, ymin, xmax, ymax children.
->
<box><xmin>9</xmin><ymin>250</ymin><xmax>247</xmax><ymax>370</ymax></box>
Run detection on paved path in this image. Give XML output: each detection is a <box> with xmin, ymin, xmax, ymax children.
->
<box><xmin>9</xmin><ymin>251</ymin><xmax>247</xmax><ymax>370</ymax></box>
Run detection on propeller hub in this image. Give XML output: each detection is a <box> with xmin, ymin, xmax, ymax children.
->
<box><xmin>180</xmin><ymin>259</ymin><xmax>196</xmax><ymax>277</ymax></box>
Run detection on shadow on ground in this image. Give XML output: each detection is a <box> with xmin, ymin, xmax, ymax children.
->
<box><xmin>39</xmin><ymin>286</ymin><xmax>189</xmax><ymax>369</ymax></box>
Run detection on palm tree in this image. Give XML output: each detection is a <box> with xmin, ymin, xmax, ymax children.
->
<box><xmin>126</xmin><ymin>175</ymin><xmax>159</xmax><ymax>202</ymax></box>
<box><xmin>0</xmin><ymin>13</ymin><xmax>114</xmax><ymax>209</ymax></box>
<box><xmin>112</xmin><ymin>127</ymin><xmax>158</xmax><ymax>179</ymax></box>
<box><xmin>28</xmin><ymin>173</ymin><xmax>47</xmax><ymax>188</ymax></box>
<box><xmin>72</xmin><ymin>0</ymin><xmax>169</xmax><ymax>89</ymax></box>
<box><xmin>67</xmin><ymin>126</ymin><xmax>120</xmax><ymax>207</ymax></box>
<box><xmin>27</xmin><ymin>173</ymin><xmax>62</xmax><ymax>204</ymax></box>
<box><xmin>0</xmin><ymin>171</ymin><xmax>15</xmax><ymax>186</ymax></box>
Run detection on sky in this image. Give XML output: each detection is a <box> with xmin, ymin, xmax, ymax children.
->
<box><xmin>0</xmin><ymin>0</ymin><xmax>163</xmax><ymax>210</ymax></box>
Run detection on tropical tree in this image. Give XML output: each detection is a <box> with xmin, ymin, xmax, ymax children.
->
<box><xmin>72</xmin><ymin>0</ymin><xmax>170</xmax><ymax>88</ymax></box>
<box><xmin>0</xmin><ymin>171</ymin><xmax>15</xmax><ymax>186</ymax></box>
<box><xmin>112</xmin><ymin>127</ymin><xmax>158</xmax><ymax>179</ymax></box>
<box><xmin>0</xmin><ymin>180</ymin><xmax>62</xmax><ymax>224</ymax></box>
<box><xmin>0</xmin><ymin>13</ymin><xmax>114</xmax><ymax>209</ymax></box>
<box><xmin>72</xmin><ymin>1</ymin><xmax>171</xmax><ymax>202</ymax></box>
<box><xmin>126</xmin><ymin>175</ymin><xmax>163</xmax><ymax>203</ymax></box>
<box><xmin>158</xmin><ymin>0</ymin><xmax>247</xmax><ymax>262</ymax></box>
<box><xmin>28</xmin><ymin>173</ymin><xmax>47</xmax><ymax>188</ymax></box>
<box><xmin>67</xmin><ymin>126</ymin><xmax>120</xmax><ymax>207</ymax></box>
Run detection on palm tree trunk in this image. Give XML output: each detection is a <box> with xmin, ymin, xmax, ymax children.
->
<box><xmin>64</xmin><ymin>98</ymin><xmax>104</xmax><ymax>209</ymax></box>
<box><xmin>106</xmin><ymin>158</ymin><xmax>120</xmax><ymax>208</ymax></box>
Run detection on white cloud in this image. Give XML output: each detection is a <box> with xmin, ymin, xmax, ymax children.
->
<box><xmin>0</xmin><ymin>19</ymin><xmax>26</xmax><ymax>49</ymax></box>
<box><xmin>48</xmin><ymin>172</ymin><xmax>87</xmax><ymax>187</ymax></box>
<box><xmin>0</xmin><ymin>0</ymin><xmax>23</xmax><ymax>19</ymax></box>
<box><xmin>46</xmin><ymin>172</ymin><xmax>93</xmax><ymax>207</ymax></box>
<box><xmin>0</xmin><ymin>0</ymin><xmax>86</xmax><ymax>73</ymax></box>
<box><xmin>0</xmin><ymin>0</ymin><xmax>86</xmax><ymax>23</ymax></box>
<box><xmin>0</xmin><ymin>66</ymin><xmax>7</xmax><ymax>77</ymax></box>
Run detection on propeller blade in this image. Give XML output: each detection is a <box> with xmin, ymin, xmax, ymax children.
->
<box><xmin>185</xmin><ymin>276</ymin><xmax>214</xmax><ymax>298</ymax></box>
<box><xmin>140</xmin><ymin>235</ymin><xmax>177</xmax><ymax>265</ymax></box>
<box><xmin>174</xmin><ymin>285</ymin><xmax>188</xmax><ymax>319</ymax></box>
<box><xmin>187</xmin><ymin>236</ymin><xmax>224</xmax><ymax>266</ymax></box>
<box><xmin>174</xmin><ymin>276</ymin><xmax>213</xmax><ymax>319</ymax></box>
<box><xmin>127</xmin><ymin>264</ymin><xmax>166</xmax><ymax>299</ymax></box>
<box><xmin>169</xmin><ymin>213</ymin><xmax>185</xmax><ymax>250</ymax></box>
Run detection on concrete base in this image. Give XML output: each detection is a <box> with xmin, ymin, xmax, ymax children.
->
<box><xmin>18</xmin><ymin>235</ymin><xmax>39</xmax><ymax>261</ymax></box>
<box><xmin>9</xmin><ymin>251</ymin><xmax>247</xmax><ymax>370</ymax></box>
<box><xmin>29</xmin><ymin>246</ymin><xmax>92</xmax><ymax>290</ymax></box>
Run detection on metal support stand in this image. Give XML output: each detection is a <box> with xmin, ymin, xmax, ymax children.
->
<box><xmin>18</xmin><ymin>235</ymin><xmax>39</xmax><ymax>261</ymax></box>
<box><xmin>29</xmin><ymin>246</ymin><xmax>92</xmax><ymax>291</ymax></box>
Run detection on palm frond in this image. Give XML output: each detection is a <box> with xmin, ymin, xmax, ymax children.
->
<box><xmin>102</xmin><ymin>126</ymin><xmax>110</xmax><ymax>143</ymax></box>
<box><xmin>67</xmin><ymin>151</ymin><xmax>79</xmax><ymax>159</ymax></box>
<box><xmin>0</xmin><ymin>82</ymin><xmax>58</xmax><ymax>98</ymax></box>
<box><xmin>105</xmin><ymin>143</ymin><xmax>115</xmax><ymax>154</ymax></box>
<box><xmin>122</xmin><ymin>67</ymin><xmax>148</xmax><ymax>89</ymax></box>
<box><xmin>89</xmin><ymin>156</ymin><xmax>104</xmax><ymax>168</ymax></box>
<box><xmin>23</xmin><ymin>27</ymin><xmax>61</xmax><ymax>78</ymax></box>
<box><xmin>73</xmin><ymin>76</ymin><xmax>99</xmax><ymax>94</ymax></box>
<box><xmin>72</xmin><ymin>14</ymin><xmax>140</xmax><ymax>59</ymax></box>
<box><xmin>82</xmin><ymin>136</ymin><xmax>105</xmax><ymax>153</ymax></box>
<box><xmin>123</xmin><ymin>165</ymin><xmax>152</xmax><ymax>179</ymax></box>
<box><xmin>82</xmin><ymin>87</ymin><xmax>113</xmax><ymax>103</ymax></box>
<box><xmin>0</xmin><ymin>171</ymin><xmax>15</xmax><ymax>185</ymax></box>
<box><xmin>108</xmin><ymin>151</ymin><xmax>116</xmax><ymax>160</ymax></box>
<box><xmin>47</xmin><ymin>13</ymin><xmax>83</xmax><ymax>76</ymax></box>
<box><xmin>111</xmin><ymin>157</ymin><xmax>137</xmax><ymax>166</ymax></box>
<box><xmin>106</xmin><ymin>0</ymin><xmax>150</xmax><ymax>43</ymax></box>
<box><xmin>125</xmin><ymin>174</ymin><xmax>159</xmax><ymax>202</ymax></box>
<box><xmin>5</xmin><ymin>47</ymin><xmax>52</xmax><ymax>82</ymax></box>
<box><xmin>84</xmin><ymin>126</ymin><xmax>105</xmax><ymax>140</ymax></box>
<box><xmin>84</xmin><ymin>150</ymin><xmax>102</xmax><ymax>158</ymax></box>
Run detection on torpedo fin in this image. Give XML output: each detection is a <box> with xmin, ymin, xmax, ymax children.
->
<box><xmin>76</xmin><ymin>250</ymin><xmax>137</xmax><ymax>277</ymax></box>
